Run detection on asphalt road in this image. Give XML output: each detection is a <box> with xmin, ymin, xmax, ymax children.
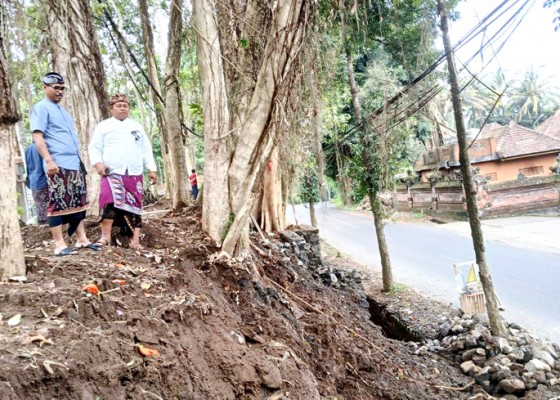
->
<box><xmin>289</xmin><ymin>202</ymin><xmax>560</xmax><ymax>344</ymax></box>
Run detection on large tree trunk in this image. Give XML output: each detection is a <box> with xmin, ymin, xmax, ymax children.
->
<box><xmin>438</xmin><ymin>0</ymin><xmax>506</xmax><ymax>336</ymax></box>
<box><xmin>193</xmin><ymin>0</ymin><xmax>232</xmax><ymax>242</ymax></box>
<box><xmin>138</xmin><ymin>0</ymin><xmax>173</xmax><ymax>198</ymax></box>
<box><xmin>46</xmin><ymin>0</ymin><xmax>109</xmax><ymax>213</ymax></box>
<box><xmin>164</xmin><ymin>0</ymin><xmax>190</xmax><ymax>209</ymax></box>
<box><xmin>260</xmin><ymin>150</ymin><xmax>284</xmax><ymax>233</ymax></box>
<box><xmin>0</xmin><ymin>35</ymin><xmax>25</xmax><ymax>279</ymax></box>
<box><xmin>194</xmin><ymin>0</ymin><xmax>312</xmax><ymax>254</ymax></box>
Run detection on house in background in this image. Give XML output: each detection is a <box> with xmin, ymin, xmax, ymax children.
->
<box><xmin>414</xmin><ymin>116</ymin><xmax>560</xmax><ymax>183</ymax></box>
<box><xmin>536</xmin><ymin>109</ymin><xmax>560</xmax><ymax>138</ymax></box>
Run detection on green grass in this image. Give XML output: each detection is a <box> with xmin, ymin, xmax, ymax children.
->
<box><xmin>387</xmin><ymin>282</ymin><xmax>408</xmax><ymax>293</ymax></box>
<box><xmin>331</xmin><ymin>196</ymin><xmax>359</xmax><ymax>211</ymax></box>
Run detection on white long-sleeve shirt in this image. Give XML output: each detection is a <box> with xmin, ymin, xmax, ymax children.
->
<box><xmin>89</xmin><ymin>117</ymin><xmax>157</xmax><ymax>176</ymax></box>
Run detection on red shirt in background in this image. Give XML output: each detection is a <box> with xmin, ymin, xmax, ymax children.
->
<box><xmin>189</xmin><ymin>172</ymin><xmax>197</xmax><ymax>186</ymax></box>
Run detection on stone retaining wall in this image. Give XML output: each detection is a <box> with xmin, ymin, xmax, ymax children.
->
<box><xmin>387</xmin><ymin>176</ymin><xmax>560</xmax><ymax>219</ymax></box>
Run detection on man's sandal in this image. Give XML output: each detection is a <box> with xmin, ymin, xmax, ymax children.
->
<box><xmin>94</xmin><ymin>238</ymin><xmax>110</xmax><ymax>247</ymax></box>
<box><xmin>54</xmin><ymin>247</ymin><xmax>76</xmax><ymax>256</ymax></box>
<box><xmin>75</xmin><ymin>243</ymin><xmax>101</xmax><ymax>251</ymax></box>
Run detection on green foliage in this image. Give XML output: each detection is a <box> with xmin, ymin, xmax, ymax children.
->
<box><xmin>239</xmin><ymin>38</ymin><xmax>249</xmax><ymax>49</ymax></box>
<box><xmin>189</xmin><ymin>103</ymin><xmax>204</xmax><ymax>131</ymax></box>
<box><xmin>331</xmin><ymin>195</ymin><xmax>358</xmax><ymax>211</ymax></box>
<box><xmin>431</xmin><ymin>66</ymin><xmax>560</xmax><ymax>130</ymax></box>
<box><xmin>91</xmin><ymin>2</ymin><xmax>107</xmax><ymax>18</ymax></box>
<box><xmin>221</xmin><ymin>213</ymin><xmax>235</xmax><ymax>242</ymax></box>
<box><xmin>300</xmin><ymin>158</ymin><xmax>321</xmax><ymax>203</ymax></box>
<box><xmin>508</xmin><ymin>67</ymin><xmax>560</xmax><ymax>128</ymax></box>
<box><xmin>349</xmin><ymin>49</ymin><xmax>424</xmax><ymax>198</ymax></box>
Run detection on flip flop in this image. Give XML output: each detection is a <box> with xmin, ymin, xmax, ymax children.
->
<box><xmin>54</xmin><ymin>247</ymin><xmax>76</xmax><ymax>256</ymax></box>
<box><xmin>76</xmin><ymin>243</ymin><xmax>101</xmax><ymax>251</ymax></box>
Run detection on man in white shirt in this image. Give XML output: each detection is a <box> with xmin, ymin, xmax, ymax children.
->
<box><xmin>88</xmin><ymin>93</ymin><xmax>157</xmax><ymax>251</ymax></box>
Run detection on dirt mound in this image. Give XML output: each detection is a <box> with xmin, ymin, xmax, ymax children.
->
<box><xmin>1</xmin><ymin>206</ymin><xmax>471</xmax><ymax>399</ymax></box>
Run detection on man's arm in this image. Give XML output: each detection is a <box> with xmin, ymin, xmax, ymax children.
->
<box><xmin>32</xmin><ymin>131</ymin><xmax>59</xmax><ymax>175</ymax></box>
<box><xmin>88</xmin><ymin>124</ymin><xmax>109</xmax><ymax>175</ymax></box>
<box><xmin>30</xmin><ymin>104</ymin><xmax>59</xmax><ymax>175</ymax></box>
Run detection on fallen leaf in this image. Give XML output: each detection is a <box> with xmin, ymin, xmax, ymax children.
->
<box><xmin>20</xmin><ymin>333</ymin><xmax>53</xmax><ymax>346</ymax></box>
<box><xmin>141</xmin><ymin>282</ymin><xmax>151</xmax><ymax>290</ymax></box>
<box><xmin>43</xmin><ymin>360</ymin><xmax>68</xmax><ymax>374</ymax></box>
<box><xmin>126</xmin><ymin>360</ymin><xmax>135</xmax><ymax>367</ymax></box>
<box><xmin>154</xmin><ymin>255</ymin><xmax>162</xmax><ymax>264</ymax></box>
<box><xmin>143</xmin><ymin>292</ymin><xmax>154</xmax><ymax>298</ymax></box>
<box><xmin>112</xmin><ymin>279</ymin><xmax>126</xmax><ymax>285</ymax></box>
<box><xmin>82</xmin><ymin>284</ymin><xmax>99</xmax><ymax>295</ymax></box>
<box><xmin>137</xmin><ymin>344</ymin><xmax>160</xmax><ymax>357</ymax></box>
<box><xmin>8</xmin><ymin>313</ymin><xmax>22</xmax><ymax>326</ymax></box>
<box><xmin>114</xmin><ymin>262</ymin><xmax>125</xmax><ymax>269</ymax></box>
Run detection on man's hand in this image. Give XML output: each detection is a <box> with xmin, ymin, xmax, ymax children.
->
<box><xmin>94</xmin><ymin>162</ymin><xmax>110</xmax><ymax>176</ymax></box>
<box><xmin>46</xmin><ymin>159</ymin><xmax>60</xmax><ymax>175</ymax></box>
<box><xmin>148</xmin><ymin>171</ymin><xmax>157</xmax><ymax>185</ymax></box>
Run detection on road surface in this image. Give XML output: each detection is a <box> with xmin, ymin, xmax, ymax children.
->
<box><xmin>288</xmin><ymin>203</ymin><xmax>560</xmax><ymax>343</ymax></box>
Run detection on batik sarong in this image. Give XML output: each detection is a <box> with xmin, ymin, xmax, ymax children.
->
<box><xmin>99</xmin><ymin>174</ymin><xmax>143</xmax><ymax>235</ymax></box>
<box><xmin>32</xmin><ymin>186</ymin><xmax>49</xmax><ymax>225</ymax></box>
<box><xmin>47</xmin><ymin>168</ymin><xmax>88</xmax><ymax>235</ymax></box>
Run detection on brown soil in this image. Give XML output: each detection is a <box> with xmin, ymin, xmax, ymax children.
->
<box><xmin>0</xmin><ymin>201</ymin><xmax>473</xmax><ymax>400</ymax></box>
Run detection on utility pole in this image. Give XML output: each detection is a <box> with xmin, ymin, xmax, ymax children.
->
<box><xmin>437</xmin><ymin>0</ymin><xmax>507</xmax><ymax>336</ymax></box>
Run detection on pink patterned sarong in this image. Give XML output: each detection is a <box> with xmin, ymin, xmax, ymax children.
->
<box><xmin>99</xmin><ymin>174</ymin><xmax>143</xmax><ymax>215</ymax></box>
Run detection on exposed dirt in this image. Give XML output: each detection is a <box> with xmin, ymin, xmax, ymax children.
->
<box><xmin>0</xmin><ymin>200</ymin><xmax>476</xmax><ymax>400</ymax></box>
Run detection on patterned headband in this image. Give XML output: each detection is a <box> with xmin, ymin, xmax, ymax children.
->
<box><xmin>109</xmin><ymin>93</ymin><xmax>129</xmax><ymax>106</ymax></box>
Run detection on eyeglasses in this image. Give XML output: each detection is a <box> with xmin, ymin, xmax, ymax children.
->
<box><xmin>131</xmin><ymin>130</ymin><xmax>140</xmax><ymax>141</ymax></box>
<box><xmin>49</xmin><ymin>85</ymin><xmax>66</xmax><ymax>92</ymax></box>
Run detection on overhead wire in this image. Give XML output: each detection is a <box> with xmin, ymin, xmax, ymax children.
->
<box><xmin>325</xmin><ymin>0</ymin><xmax>535</xmax><ymax>152</ymax></box>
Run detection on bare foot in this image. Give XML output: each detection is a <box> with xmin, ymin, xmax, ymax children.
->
<box><xmin>130</xmin><ymin>243</ymin><xmax>145</xmax><ymax>251</ymax></box>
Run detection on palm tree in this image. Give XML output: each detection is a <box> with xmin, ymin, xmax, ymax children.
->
<box><xmin>509</xmin><ymin>67</ymin><xmax>560</xmax><ymax>128</ymax></box>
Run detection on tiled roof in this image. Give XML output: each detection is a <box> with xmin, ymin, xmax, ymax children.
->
<box><xmin>495</xmin><ymin>121</ymin><xmax>560</xmax><ymax>159</ymax></box>
<box><xmin>480</xmin><ymin>122</ymin><xmax>503</xmax><ymax>133</ymax></box>
<box><xmin>536</xmin><ymin>110</ymin><xmax>560</xmax><ymax>139</ymax></box>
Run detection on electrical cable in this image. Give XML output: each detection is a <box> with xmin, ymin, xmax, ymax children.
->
<box><xmin>326</xmin><ymin>0</ymin><xmax>534</xmax><ymax>152</ymax></box>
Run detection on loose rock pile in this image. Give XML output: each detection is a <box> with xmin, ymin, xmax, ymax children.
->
<box><xmin>272</xmin><ymin>225</ymin><xmax>560</xmax><ymax>399</ymax></box>
<box><xmin>279</xmin><ymin>226</ymin><xmax>370</xmax><ymax>309</ymax></box>
<box><xmin>430</xmin><ymin>314</ymin><xmax>560</xmax><ymax>399</ymax></box>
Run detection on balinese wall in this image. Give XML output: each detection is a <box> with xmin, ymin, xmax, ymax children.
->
<box><xmin>476</xmin><ymin>154</ymin><xmax>558</xmax><ymax>183</ymax></box>
<box><xmin>389</xmin><ymin>176</ymin><xmax>560</xmax><ymax>219</ymax></box>
<box><xmin>477</xmin><ymin>176</ymin><xmax>560</xmax><ymax>217</ymax></box>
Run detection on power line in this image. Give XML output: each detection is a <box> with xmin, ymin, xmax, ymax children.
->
<box><xmin>327</xmin><ymin>0</ymin><xmax>534</xmax><ymax>151</ymax></box>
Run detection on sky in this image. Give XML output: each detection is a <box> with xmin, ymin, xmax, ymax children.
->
<box><xmin>447</xmin><ymin>0</ymin><xmax>559</xmax><ymax>82</ymax></box>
